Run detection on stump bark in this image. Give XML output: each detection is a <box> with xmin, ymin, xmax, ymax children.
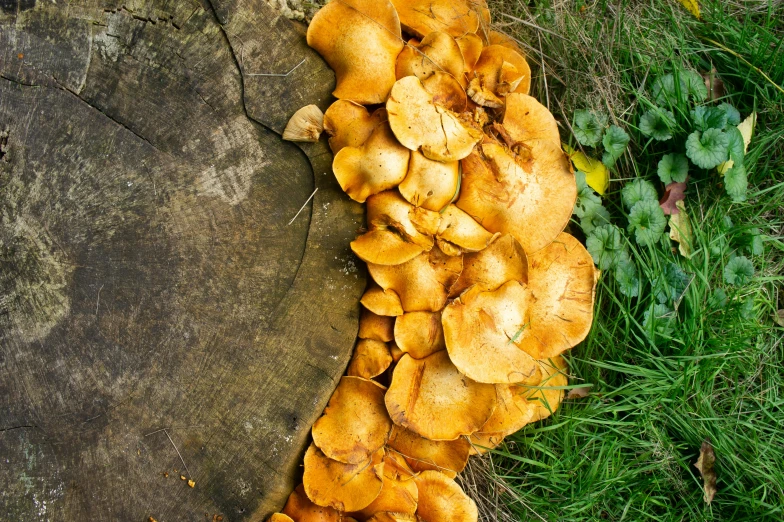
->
<box><xmin>0</xmin><ymin>0</ymin><xmax>364</xmax><ymax>519</ymax></box>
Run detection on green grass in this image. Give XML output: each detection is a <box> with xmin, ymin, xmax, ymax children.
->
<box><xmin>466</xmin><ymin>1</ymin><xmax>784</xmax><ymax>520</ymax></box>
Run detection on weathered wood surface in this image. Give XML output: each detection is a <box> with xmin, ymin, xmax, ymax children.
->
<box><xmin>0</xmin><ymin>0</ymin><xmax>364</xmax><ymax>519</ymax></box>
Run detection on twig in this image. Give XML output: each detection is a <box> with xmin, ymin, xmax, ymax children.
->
<box><xmin>246</xmin><ymin>58</ymin><xmax>306</xmax><ymax>77</ymax></box>
<box><xmin>288</xmin><ymin>187</ymin><xmax>319</xmax><ymax>225</ymax></box>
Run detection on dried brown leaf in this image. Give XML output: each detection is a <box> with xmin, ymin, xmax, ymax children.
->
<box><xmin>694</xmin><ymin>439</ymin><xmax>717</xmax><ymax>505</ymax></box>
<box><xmin>775</xmin><ymin>310</ymin><xmax>784</xmax><ymax>327</ymax></box>
<box><xmin>659</xmin><ymin>182</ymin><xmax>687</xmax><ymax>216</ymax></box>
<box><xmin>566</xmin><ymin>386</ymin><xmax>591</xmax><ymax>399</ymax></box>
<box><xmin>669</xmin><ymin>201</ymin><xmax>693</xmax><ymax>259</ymax></box>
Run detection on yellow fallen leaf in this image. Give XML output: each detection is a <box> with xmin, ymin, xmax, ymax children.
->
<box><xmin>563</xmin><ymin>143</ymin><xmax>609</xmax><ymax>195</ymax></box>
<box><xmin>677</xmin><ymin>0</ymin><xmax>700</xmax><ymax>19</ymax></box>
<box><xmin>669</xmin><ymin>201</ymin><xmax>693</xmax><ymax>259</ymax></box>
<box><xmin>718</xmin><ymin>111</ymin><xmax>756</xmax><ymax>174</ymax></box>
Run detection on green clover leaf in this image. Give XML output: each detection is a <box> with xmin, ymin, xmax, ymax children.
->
<box><xmin>685</xmin><ymin>129</ymin><xmax>729</xmax><ymax>169</ymax></box>
<box><xmin>657</xmin><ymin>153</ymin><xmax>689</xmax><ymax>184</ymax></box>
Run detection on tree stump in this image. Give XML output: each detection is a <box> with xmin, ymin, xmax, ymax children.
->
<box><xmin>0</xmin><ymin>0</ymin><xmax>363</xmax><ymax>519</ymax></box>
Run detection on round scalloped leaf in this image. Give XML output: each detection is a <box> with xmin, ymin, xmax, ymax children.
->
<box><xmin>657</xmin><ymin>153</ymin><xmax>689</xmax><ymax>184</ymax></box>
<box><xmin>686</xmin><ymin>129</ymin><xmax>729</xmax><ymax>169</ymax></box>
<box><xmin>627</xmin><ymin>200</ymin><xmax>667</xmax><ymax>246</ymax></box>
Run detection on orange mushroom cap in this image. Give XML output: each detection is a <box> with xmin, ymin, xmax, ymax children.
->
<box><xmin>361</xmin><ymin>283</ymin><xmax>405</xmax><ymax>317</ymax></box>
<box><xmin>347</xmin><ymin>339</ymin><xmax>394</xmax><ymax>379</ymax></box>
<box><xmin>303</xmin><ymin>444</ymin><xmax>385</xmax><ymax>512</ymax></box>
<box><xmin>349</xmin><ymin>474</ymin><xmax>419</xmax><ymax>521</ymax></box>
<box><xmin>488</xmin><ymin>30</ymin><xmax>522</xmax><ymax>53</ymax></box>
<box><xmin>307</xmin><ymin>0</ymin><xmax>404</xmax><ymax>104</ymax></box>
<box><xmin>414</xmin><ymin>471</ymin><xmax>478</xmax><ymax>522</ymax></box>
<box><xmin>436</xmin><ymin>205</ymin><xmax>499</xmax><ymax>254</ymax></box>
<box><xmin>467</xmin><ymin>379</ymin><xmax>540</xmax><ymax>454</ymax></box>
<box><xmin>387</xmin><ymin>76</ymin><xmax>483</xmax><ymax>162</ymax></box>
<box><xmin>442</xmin><ymin>280</ymin><xmax>539</xmax><ymax>384</ymax></box>
<box><xmin>456</xmin><ymin>33</ymin><xmax>484</xmax><ymax>74</ymax></box>
<box><xmin>359</xmin><ymin>308</ymin><xmax>396</xmax><ymax>342</ymax></box>
<box><xmin>366</xmin><ymin>514</ymin><xmax>418</xmax><ymax>522</ymax></box>
<box><xmin>449</xmin><ymin>233</ymin><xmax>527</xmax><ymax>298</ymax></box>
<box><xmin>283</xmin><ymin>105</ymin><xmax>324</xmax><ymax>143</ymax></box>
<box><xmin>390</xmin><ymin>0</ymin><xmax>486</xmax><ymax>38</ymax></box>
<box><xmin>324</xmin><ymin>101</ymin><xmax>388</xmax><ymax>154</ymax></box>
<box><xmin>515</xmin><ymin>232</ymin><xmax>598</xmax><ymax>359</ymax></box>
<box><xmin>398</xmin><ymin>150</ymin><xmax>460</xmax><ymax>212</ymax></box>
<box><xmin>524</xmin><ymin>356</ymin><xmax>568</xmax><ymax>421</ymax></box>
<box><xmin>367</xmin><ymin>247</ymin><xmax>463</xmax><ymax>312</ymax></box>
<box><xmin>312</xmin><ymin>376</ymin><xmax>392</xmax><ymax>464</ymax></box>
<box><xmin>472</xmin><ymin>44</ymin><xmax>531</xmax><ymax>97</ymax></box>
<box><xmin>283</xmin><ymin>484</ymin><xmax>342</xmax><ymax>522</ymax></box>
<box><xmin>502</xmin><ymin>93</ymin><xmax>560</xmax><ymax>145</ymax></box>
<box><xmin>395</xmin><ymin>32</ymin><xmax>466</xmax><ymax>86</ymax></box>
<box><xmin>333</xmin><ymin>122</ymin><xmax>411</xmax><ymax>204</ymax></box>
<box><xmin>268</xmin><ymin>513</ymin><xmax>295</xmax><ymax>522</ymax></box>
<box><xmin>387</xmin><ymin>424</ymin><xmax>471</xmax><ymax>478</ymax></box>
<box><xmin>456</xmin><ymin>140</ymin><xmax>576</xmax><ymax>254</ymax></box>
<box><xmin>385</xmin><ymin>350</ymin><xmax>497</xmax><ymax>440</ymax></box>
<box><xmin>394</xmin><ymin>311</ymin><xmax>446</xmax><ymax>359</ymax></box>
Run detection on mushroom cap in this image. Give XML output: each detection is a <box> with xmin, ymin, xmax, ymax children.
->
<box><xmin>395</xmin><ymin>32</ymin><xmax>466</xmax><ymax>85</ymax></box>
<box><xmin>387</xmin><ymin>76</ymin><xmax>483</xmax><ymax>162</ymax></box>
<box><xmin>385</xmin><ymin>350</ymin><xmax>497</xmax><ymax>440</ymax></box>
<box><xmin>524</xmin><ymin>356</ymin><xmax>568</xmax><ymax>421</ymax></box>
<box><xmin>283</xmin><ymin>105</ymin><xmax>325</xmax><ymax>142</ymax></box>
<box><xmin>442</xmin><ymin>280</ymin><xmax>539</xmax><ymax>384</ymax></box>
<box><xmin>466</xmin><ymin>430</ymin><xmax>504</xmax><ymax>455</ymax></box>
<box><xmin>449</xmin><ymin>233</ymin><xmax>527</xmax><ymax>298</ymax></box>
<box><xmin>367</xmin><ymin>514</ymin><xmax>418</xmax><ymax>522</ymax></box>
<box><xmin>387</xmin><ymin>424</ymin><xmax>471</xmax><ymax>478</ymax></box>
<box><xmin>351</xmin><ymin>230</ymin><xmax>426</xmax><ymax>266</ymax></box>
<box><xmin>367</xmin><ymin>190</ymin><xmax>441</xmax><ymax>249</ymax></box>
<box><xmin>350</xmin><ymin>474</ymin><xmax>419</xmax><ymax>521</ymax></box>
<box><xmin>437</xmin><ymin>205</ymin><xmax>499</xmax><ymax>254</ymax></box>
<box><xmin>472</xmin><ymin>44</ymin><xmax>531</xmax><ymax>96</ymax></box>
<box><xmin>414</xmin><ymin>471</ymin><xmax>478</xmax><ymax>522</ymax></box>
<box><xmin>517</xmin><ymin>232</ymin><xmax>598</xmax><ymax>359</ymax></box>
<box><xmin>390</xmin><ymin>0</ymin><xmax>485</xmax><ymax>38</ymax></box>
<box><xmin>333</xmin><ymin>122</ymin><xmax>411</xmax><ymax>203</ymax></box>
<box><xmin>361</xmin><ymin>284</ymin><xmax>405</xmax><ymax>317</ymax></box>
<box><xmin>283</xmin><ymin>484</ymin><xmax>342</xmax><ymax>522</ymax></box>
<box><xmin>359</xmin><ymin>308</ymin><xmax>396</xmax><ymax>342</ymax></box>
<box><xmin>389</xmin><ymin>342</ymin><xmax>405</xmax><ymax>363</ymax></box>
<box><xmin>456</xmin><ymin>140</ymin><xmax>576</xmax><ymax>254</ymax></box>
<box><xmin>394</xmin><ymin>311</ymin><xmax>446</xmax><ymax>359</ymax></box>
<box><xmin>367</xmin><ymin>247</ymin><xmax>463</xmax><ymax>312</ymax></box>
<box><xmin>312</xmin><ymin>376</ymin><xmax>392</xmax><ymax>464</ymax></box>
<box><xmin>488</xmin><ymin>30</ymin><xmax>522</xmax><ymax>53</ymax></box>
<box><xmin>268</xmin><ymin>513</ymin><xmax>296</xmax><ymax>522</ymax></box>
<box><xmin>502</xmin><ymin>93</ymin><xmax>560</xmax><ymax>145</ymax></box>
<box><xmin>468</xmin><ymin>380</ymin><xmax>539</xmax><ymax>454</ymax></box>
<box><xmin>383</xmin><ymin>450</ymin><xmax>418</xmax><ymax>481</ymax></box>
<box><xmin>398</xmin><ymin>150</ymin><xmax>460</xmax><ymax>212</ymax></box>
<box><xmin>303</xmin><ymin>444</ymin><xmax>385</xmax><ymax>512</ymax></box>
<box><xmin>307</xmin><ymin>0</ymin><xmax>404</xmax><ymax>104</ymax></box>
<box><xmin>347</xmin><ymin>339</ymin><xmax>394</xmax><ymax>379</ymax></box>
<box><xmin>456</xmin><ymin>33</ymin><xmax>484</xmax><ymax>73</ymax></box>
<box><xmin>324</xmin><ymin>101</ymin><xmax>388</xmax><ymax>154</ymax></box>
<box><xmin>422</xmin><ymin>72</ymin><xmax>467</xmax><ymax>113</ymax></box>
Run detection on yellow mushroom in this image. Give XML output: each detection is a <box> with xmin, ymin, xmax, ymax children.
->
<box><xmin>387</xmin><ymin>424</ymin><xmax>471</xmax><ymax>478</ymax></box>
<box><xmin>414</xmin><ymin>471</ymin><xmax>478</xmax><ymax>522</ymax></box>
<box><xmin>324</xmin><ymin>101</ymin><xmax>388</xmax><ymax>154</ymax></box>
<box><xmin>347</xmin><ymin>339</ymin><xmax>394</xmax><ymax>379</ymax></box>
<box><xmin>303</xmin><ymin>444</ymin><xmax>385</xmax><ymax>512</ymax></box>
<box><xmin>394</xmin><ymin>311</ymin><xmax>445</xmax><ymax>359</ymax></box>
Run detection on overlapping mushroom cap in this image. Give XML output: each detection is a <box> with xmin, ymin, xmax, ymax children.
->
<box><xmin>389</xmin><ymin>0</ymin><xmax>488</xmax><ymax>38</ymax></box>
<box><xmin>303</xmin><ymin>444</ymin><xmax>385</xmax><ymax>511</ymax></box>
<box><xmin>387</xmin><ymin>425</ymin><xmax>471</xmax><ymax>477</ymax></box>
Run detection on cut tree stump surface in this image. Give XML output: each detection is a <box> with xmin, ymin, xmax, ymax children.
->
<box><xmin>0</xmin><ymin>0</ymin><xmax>364</xmax><ymax>519</ymax></box>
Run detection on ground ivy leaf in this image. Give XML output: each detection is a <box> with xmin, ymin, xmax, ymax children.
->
<box><xmin>683</xmin><ymin>69</ymin><xmax>708</xmax><ymax>101</ymax></box>
<box><xmin>586</xmin><ymin>224</ymin><xmax>623</xmax><ymax>270</ymax></box>
<box><xmin>691</xmin><ymin>105</ymin><xmax>728</xmax><ymax>131</ymax></box>
<box><xmin>628</xmin><ymin>199</ymin><xmax>667</xmax><ymax>246</ymax></box>
<box><xmin>659</xmin><ymin>181</ymin><xmax>687</xmax><ymax>215</ymax></box>
<box><xmin>686</xmin><ymin>129</ymin><xmax>729</xmax><ymax>169</ymax></box>
<box><xmin>639</xmin><ymin>108</ymin><xmax>677</xmax><ymax>141</ymax></box>
<box><xmin>614</xmin><ymin>256</ymin><xmax>639</xmax><ymax>298</ymax></box>
<box><xmin>669</xmin><ymin>201</ymin><xmax>693</xmax><ymax>258</ymax></box>
<box><xmin>651</xmin><ymin>74</ymin><xmax>682</xmax><ymax>106</ymax></box>
<box><xmin>718</xmin><ymin>102</ymin><xmax>741</xmax><ymax>126</ymax></box>
<box><xmin>580</xmin><ymin>205</ymin><xmax>611</xmax><ymax>234</ymax></box>
<box><xmin>708</xmin><ymin>288</ymin><xmax>728</xmax><ymax>309</ymax></box>
<box><xmin>653</xmin><ymin>262</ymin><xmax>690</xmax><ymax>304</ymax></box>
<box><xmin>694</xmin><ymin>440</ymin><xmax>717</xmax><ymax>505</ymax></box>
<box><xmin>643</xmin><ymin>303</ymin><xmax>675</xmax><ymax>339</ymax></box>
<box><xmin>622</xmin><ymin>179</ymin><xmax>658</xmax><ymax>210</ymax></box>
<box><xmin>602</xmin><ymin>125</ymin><xmax>629</xmax><ymax>161</ymax></box>
<box><xmin>573</xmin><ymin>109</ymin><xmax>607</xmax><ymax>147</ymax></box>
<box><xmin>724</xmin><ymin>162</ymin><xmax>748</xmax><ymax>202</ymax></box>
<box><xmin>657</xmin><ymin>153</ymin><xmax>689</xmax><ymax>184</ymax></box>
<box><xmin>724</xmin><ymin>255</ymin><xmax>754</xmax><ymax>286</ymax></box>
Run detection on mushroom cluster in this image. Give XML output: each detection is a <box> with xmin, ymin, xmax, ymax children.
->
<box><xmin>275</xmin><ymin>0</ymin><xmax>600</xmax><ymax>519</ymax></box>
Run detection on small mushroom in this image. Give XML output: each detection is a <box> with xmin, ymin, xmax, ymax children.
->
<box><xmin>385</xmin><ymin>351</ymin><xmax>497</xmax><ymax>440</ymax></box>
<box><xmin>442</xmin><ymin>280</ymin><xmax>539</xmax><ymax>384</ymax></box>
<box><xmin>282</xmin><ymin>484</ymin><xmax>342</xmax><ymax>522</ymax></box>
<box><xmin>388</xmin><ymin>342</ymin><xmax>405</xmax><ymax>363</ymax></box>
<box><xmin>502</xmin><ymin>93</ymin><xmax>560</xmax><ymax>145</ymax></box>
<box><xmin>283</xmin><ymin>105</ymin><xmax>325</xmax><ymax>142</ymax></box>
<box><xmin>467</xmin><ymin>380</ymin><xmax>540</xmax><ymax>455</ymax></box>
<box><xmin>387</xmin><ymin>424</ymin><xmax>471</xmax><ymax>477</ymax></box>
<box><xmin>449</xmin><ymin>233</ymin><xmax>527</xmax><ymax>298</ymax></box>
<box><xmin>268</xmin><ymin>514</ymin><xmax>295</xmax><ymax>522</ymax></box>
<box><xmin>413</xmin><ymin>471</ymin><xmax>478</xmax><ymax>522</ymax></box>
<box><xmin>366</xmin><ymin>514</ymin><xmax>418</xmax><ymax>522</ymax></box>
<box><xmin>390</xmin><ymin>0</ymin><xmax>487</xmax><ymax>38</ymax></box>
<box><xmin>436</xmin><ymin>205</ymin><xmax>499</xmax><ymax>254</ymax></box>
<box><xmin>396</xmin><ymin>32</ymin><xmax>466</xmax><ymax>85</ymax></box>
<box><xmin>303</xmin><ymin>444</ymin><xmax>385</xmax><ymax>512</ymax></box>
<box><xmin>394</xmin><ymin>311</ymin><xmax>445</xmax><ymax>359</ymax></box>
<box><xmin>307</xmin><ymin>0</ymin><xmax>404</xmax><ymax>104</ymax></box>
<box><xmin>398</xmin><ymin>150</ymin><xmax>460</xmax><ymax>212</ymax></box>
<box><xmin>387</xmin><ymin>76</ymin><xmax>483</xmax><ymax>162</ymax></box>
<box><xmin>360</xmin><ymin>283</ymin><xmax>404</xmax><ymax>317</ymax></box>
<box><xmin>456</xmin><ymin>140</ymin><xmax>576</xmax><ymax>254</ymax></box>
<box><xmin>471</xmin><ymin>44</ymin><xmax>531</xmax><ymax>97</ymax></box>
<box><xmin>324</xmin><ymin>101</ymin><xmax>388</xmax><ymax>154</ymax></box>
<box><xmin>524</xmin><ymin>356</ymin><xmax>568</xmax><ymax>421</ymax></box>
<box><xmin>347</xmin><ymin>339</ymin><xmax>394</xmax><ymax>379</ymax></box>
<box><xmin>515</xmin><ymin>233</ymin><xmax>598</xmax><ymax>359</ymax></box>
<box><xmin>367</xmin><ymin>247</ymin><xmax>463</xmax><ymax>312</ymax></box>
<box><xmin>456</xmin><ymin>33</ymin><xmax>484</xmax><ymax>74</ymax></box>
<box><xmin>358</xmin><ymin>308</ymin><xmax>396</xmax><ymax>342</ymax></box>
<box><xmin>312</xmin><ymin>376</ymin><xmax>392</xmax><ymax>464</ymax></box>
<box><xmin>349</xmin><ymin>473</ymin><xmax>419</xmax><ymax>521</ymax></box>
<box><xmin>333</xmin><ymin>122</ymin><xmax>410</xmax><ymax>203</ymax></box>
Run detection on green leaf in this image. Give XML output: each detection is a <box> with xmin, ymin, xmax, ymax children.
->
<box><xmin>683</xmin><ymin>69</ymin><xmax>708</xmax><ymax>101</ymax></box>
<box><xmin>652</xmin><ymin>262</ymin><xmax>690</xmax><ymax>304</ymax></box>
<box><xmin>614</xmin><ymin>256</ymin><xmax>640</xmax><ymax>298</ymax></box>
<box><xmin>685</xmin><ymin>129</ymin><xmax>729</xmax><ymax>169</ymax></box>
<box><xmin>586</xmin><ymin>225</ymin><xmax>624</xmax><ymax>270</ymax></box>
<box><xmin>643</xmin><ymin>303</ymin><xmax>676</xmax><ymax>340</ymax></box>
<box><xmin>748</xmin><ymin>228</ymin><xmax>764</xmax><ymax>256</ymax></box>
<box><xmin>708</xmin><ymin>288</ymin><xmax>728</xmax><ymax>309</ymax></box>
<box><xmin>580</xmin><ymin>205</ymin><xmax>611</xmax><ymax>235</ymax></box>
<box><xmin>651</xmin><ymin>74</ymin><xmax>683</xmax><ymax>106</ymax></box>
<box><xmin>740</xmin><ymin>297</ymin><xmax>755</xmax><ymax>320</ymax></box>
<box><xmin>723</xmin><ymin>256</ymin><xmax>754</xmax><ymax>286</ymax></box>
<box><xmin>724</xmin><ymin>162</ymin><xmax>748</xmax><ymax>202</ymax></box>
<box><xmin>573</xmin><ymin>109</ymin><xmax>607</xmax><ymax>147</ymax></box>
<box><xmin>621</xmin><ymin>179</ymin><xmax>658</xmax><ymax>210</ymax></box>
<box><xmin>657</xmin><ymin>153</ymin><xmax>689</xmax><ymax>184</ymax></box>
<box><xmin>639</xmin><ymin>109</ymin><xmax>676</xmax><ymax>141</ymax></box>
<box><xmin>602</xmin><ymin>125</ymin><xmax>629</xmax><ymax>161</ymax></box>
<box><xmin>691</xmin><ymin>106</ymin><xmax>728</xmax><ymax>131</ymax></box>
<box><xmin>725</xmin><ymin>126</ymin><xmax>745</xmax><ymax>164</ymax></box>
<box><xmin>718</xmin><ymin>103</ymin><xmax>741</xmax><ymax>126</ymax></box>
<box><xmin>627</xmin><ymin>199</ymin><xmax>667</xmax><ymax>246</ymax></box>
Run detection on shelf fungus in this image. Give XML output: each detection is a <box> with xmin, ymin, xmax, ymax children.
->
<box><xmin>283</xmin><ymin>0</ymin><xmax>600</xmax><ymax>517</ymax></box>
